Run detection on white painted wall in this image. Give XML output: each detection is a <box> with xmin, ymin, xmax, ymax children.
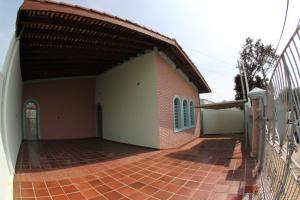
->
<box><xmin>96</xmin><ymin>52</ymin><xmax>159</xmax><ymax>148</ymax></box>
<box><xmin>0</xmin><ymin>74</ymin><xmax>13</xmax><ymax>200</ymax></box>
<box><xmin>202</xmin><ymin>108</ymin><xmax>244</xmax><ymax>134</ymax></box>
<box><xmin>0</xmin><ymin>35</ymin><xmax>22</xmax><ymax>200</ymax></box>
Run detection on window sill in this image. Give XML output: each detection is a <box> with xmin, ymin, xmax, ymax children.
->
<box><xmin>174</xmin><ymin>126</ymin><xmax>195</xmax><ymax>133</ymax></box>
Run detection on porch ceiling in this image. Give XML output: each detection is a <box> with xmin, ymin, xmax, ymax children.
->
<box><xmin>16</xmin><ymin>0</ymin><xmax>211</xmax><ymax>93</ymax></box>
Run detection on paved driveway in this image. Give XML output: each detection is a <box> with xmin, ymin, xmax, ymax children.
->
<box><xmin>14</xmin><ymin>134</ymin><xmax>256</xmax><ymax>200</ymax></box>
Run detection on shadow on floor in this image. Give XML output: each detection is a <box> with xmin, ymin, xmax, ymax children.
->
<box><xmin>165</xmin><ymin>134</ymin><xmax>256</xmax><ymax>183</ymax></box>
<box><xmin>15</xmin><ymin>138</ymin><xmax>156</xmax><ymax>173</ymax></box>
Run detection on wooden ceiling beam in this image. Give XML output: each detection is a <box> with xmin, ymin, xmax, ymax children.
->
<box><xmin>19</xmin><ymin>13</ymin><xmax>163</xmax><ymax>45</ymax></box>
<box><xmin>20</xmin><ymin>45</ymin><xmax>139</xmax><ymax>55</ymax></box>
<box><xmin>21</xmin><ymin>54</ymin><xmax>128</xmax><ymax>61</ymax></box>
<box><xmin>22</xmin><ymin>60</ymin><xmax>116</xmax><ymax>67</ymax></box>
<box><xmin>22</xmin><ymin>25</ymin><xmax>155</xmax><ymax>48</ymax></box>
<box><xmin>21</xmin><ymin>55</ymin><xmax>126</xmax><ymax>62</ymax></box>
<box><xmin>21</xmin><ymin>36</ymin><xmax>149</xmax><ymax>51</ymax></box>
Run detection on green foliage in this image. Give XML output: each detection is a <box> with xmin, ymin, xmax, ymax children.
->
<box><xmin>234</xmin><ymin>37</ymin><xmax>278</xmax><ymax>100</ymax></box>
<box><xmin>234</xmin><ymin>74</ymin><xmax>245</xmax><ymax>100</ymax></box>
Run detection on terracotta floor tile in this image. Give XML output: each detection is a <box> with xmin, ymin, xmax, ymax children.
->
<box><xmin>52</xmin><ymin>195</ymin><xmax>69</xmax><ymax>200</ymax></box>
<box><xmin>169</xmin><ymin>194</ymin><xmax>190</xmax><ymax>200</ymax></box>
<box><xmin>33</xmin><ymin>182</ymin><xmax>47</xmax><ymax>189</ymax></box>
<box><xmin>148</xmin><ymin>172</ymin><xmax>162</xmax><ymax>179</ymax></box>
<box><xmin>129</xmin><ymin>181</ymin><xmax>146</xmax><ymax>190</ymax></box>
<box><xmin>46</xmin><ymin>181</ymin><xmax>60</xmax><ymax>188</ymax></box>
<box><xmin>150</xmin><ymin>180</ymin><xmax>165</xmax><ymax>188</ymax></box>
<box><xmin>89</xmin><ymin>179</ymin><xmax>102</xmax><ymax>187</ymax></box>
<box><xmin>104</xmin><ymin>191</ymin><xmax>124</xmax><ymax>199</ymax></box>
<box><xmin>106</xmin><ymin>180</ymin><xmax>124</xmax><ymax>190</ymax></box>
<box><xmin>171</xmin><ymin>178</ymin><xmax>187</xmax><ymax>186</ymax></box>
<box><xmin>67</xmin><ymin>192</ymin><xmax>86</xmax><ymax>200</ymax></box>
<box><xmin>199</xmin><ymin>183</ymin><xmax>214</xmax><ymax>191</ymax></box>
<box><xmin>162</xmin><ymin>183</ymin><xmax>180</xmax><ymax>193</ymax></box>
<box><xmin>214</xmin><ymin>184</ymin><xmax>230</xmax><ymax>193</ymax></box>
<box><xmin>63</xmin><ymin>184</ymin><xmax>78</xmax><ymax>194</ymax></box>
<box><xmin>128</xmin><ymin>191</ymin><xmax>150</xmax><ymax>200</ymax></box>
<box><xmin>95</xmin><ymin>184</ymin><xmax>112</xmax><ymax>194</ymax></box>
<box><xmin>153</xmin><ymin>190</ymin><xmax>173</xmax><ymax>200</ymax></box>
<box><xmin>117</xmin><ymin>186</ymin><xmax>137</xmax><ymax>196</ymax></box>
<box><xmin>48</xmin><ymin>187</ymin><xmax>64</xmax><ymax>196</ymax></box>
<box><xmin>119</xmin><ymin>177</ymin><xmax>136</xmax><ymax>185</ymax></box>
<box><xmin>209</xmin><ymin>192</ymin><xmax>228</xmax><ymax>200</ymax></box>
<box><xmin>139</xmin><ymin>176</ymin><xmax>156</xmax><ymax>185</ymax></box>
<box><xmin>111</xmin><ymin>173</ymin><xmax>126</xmax><ymax>179</ymax></box>
<box><xmin>14</xmin><ymin>135</ymin><xmax>254</xmax><ymax>200</ymax></box>
<box><xmin>21</xmin><ymin>189</ymin><xmax>34</xmax><ymax>198</ymax></box>
<box><xmin>184</xmin><ymin>180</ymin><xmax>200</xmax><ymax>189</ymax></box>
<box><xmin>59</xmin><ymin>179</ymin><xmax>71</xmax><ymax>186</ymax></box>
<box><xmin>89</xmin><ymin>195</ymin><xmax>107</xmax><ymax>200</ymax></box>
<box><xmin>99</xmin><ymin>176</ymin><xmax>115</xmax><ymax>184</ymax></box>
<box><xmin>35</xmin><ymin>188</ymin><xmax>50</xmax><ymax>197</ymax></box>
<box><xmin>140</xmin><ymin>185</ymin><xmax>158</xmax><ymax>195</ymax></box>
<box><xmin>129</xmin><ymin>173</ymin><xmax>144</xmax><ymax>180</ymax></box>
<box><xmin>80</xmin><ymin>188</ymin><xmax>99</xmax><ymax>199</ymax></box>
<box><xmin>36</xmin><ymin>197</ymin><xmax>52</xmax><ymax>200</ymax></box>
<box><xmin>191</xmin><ymin>175</ymin><xmax>205</xmax><ymax>182</ymax></box>
<box><xmin>159</xmin><ymin>175</ymin><xmax>174</xmax><ymax>183</ymax></box>
<box><xmin>176</xmin><ymin>186</ymin><xmax>194</xmax><ymax>197</ymax></box>
<box><xmin>76</xmin><ymin>182</ymin><xmax>92</xmax><ymax>191</ymax></box>
<box><xmin>21</xmin><ymin>182</ymin><xmax>33</xmax><ymax>189</ymax></box>
<box><xmin>191</xmin><ymin>190</ymin><xmax>211</xmax><ymax>200</ymax></box>
<box><xmin>70</xmin><ymin>177</ymin><xmax>85</xmax><ymax>183</ymax></box>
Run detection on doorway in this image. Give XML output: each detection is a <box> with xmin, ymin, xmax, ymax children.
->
<box><xmin>24</xmin><ymin>99</ymin><xmax>40</xmax><ymax>140</ymax></box>
<box><xmin>96</xmin><ymin>104</ymin><xmax>103</xmax><ymax>139</ymax></box>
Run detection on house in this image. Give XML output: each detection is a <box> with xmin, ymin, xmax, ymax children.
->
<box><xmin>0</xmin><ymin>0</ymin><xmax>210</xmax><ymax>187</ymax></box>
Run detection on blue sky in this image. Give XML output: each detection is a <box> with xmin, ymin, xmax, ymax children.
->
<box><xmin>0</xmin><ymin>0</ymin><xmax>299</xmax><ymax>101</ymax></box>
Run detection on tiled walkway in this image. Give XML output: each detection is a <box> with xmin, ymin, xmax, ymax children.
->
<box><xmin>14</xmin><ymin>134</ymin><xmax>256</xmax><ymax>200</ymax></box>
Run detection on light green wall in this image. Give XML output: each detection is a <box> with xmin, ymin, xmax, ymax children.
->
<box><xmin>202</xmin><ymin>108</ymin><xmax>244</xmax><ymax>134</ymax></box>
<box><xmin>96</xmin><ymin>52</ymin><xmax>159</xmax><ymax>148</ymax></box>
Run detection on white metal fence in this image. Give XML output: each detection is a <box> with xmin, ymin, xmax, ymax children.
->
<box><xmin>256</xmin><ymin>25</ymin><xmax>300</xmax><ymax>200</ymax></box>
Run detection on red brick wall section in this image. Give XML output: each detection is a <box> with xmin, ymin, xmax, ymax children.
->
<box><xmin>23</xmin><ymin>78</ymin><xmax>96</xmax><ymax>139</ymax></box>
<box><xmin>155</xmin><ymin>53</ymin><xmax>201</xmax><ymax>149</ymax></box>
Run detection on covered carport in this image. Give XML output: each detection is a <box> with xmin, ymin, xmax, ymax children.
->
<box><xmin>1</xmin><ymin>0</ymin><xmax>202</xmax><ymax>175</ymax></box>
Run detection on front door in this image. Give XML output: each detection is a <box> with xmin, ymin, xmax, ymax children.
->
<box><xmin>97</xmin><ymin>104</ymin><xmax>103</xmax><ymax>139</ymax></box>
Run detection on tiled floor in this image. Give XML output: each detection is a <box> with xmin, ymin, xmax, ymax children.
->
<box><xmin>14</xmin><ymin>134</ymin><xmax>257</xmax><ymax>200</ymax></box>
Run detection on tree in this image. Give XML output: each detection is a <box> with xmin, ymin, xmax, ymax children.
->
<box><xmin>234</xmin><ymin>37</ymin><xmax>278</xmax><ymax>100</ymax></box>
<box><xmin>234</xmin><ymin>74</ymin><xmax>244</xmax><ymax>100</ymax></box>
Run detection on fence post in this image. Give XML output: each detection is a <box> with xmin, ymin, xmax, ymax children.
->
<box><xmin>249</xmin><ymin>88</ymin><xmax>266</xmax><ymax>159</ymax></box>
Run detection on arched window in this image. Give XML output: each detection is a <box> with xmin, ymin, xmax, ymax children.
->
<box><xmin>190</xmin><ymin>101</ymin><xmax>195</xmax><ymax>126</ymax></box>
<box><xmin>174</xmin><ymin>97</ymin><xmax>181</xmax><ymax>130</ymax></box>
<box><xmin>24</xmin><ymin>99</ymin><xmax>39</xmax><ymax>140</ymax></box>
<box><xmin>183</xmin><ymin>99</ymin><xmax>189</xmax><ymax>127</ymax></box>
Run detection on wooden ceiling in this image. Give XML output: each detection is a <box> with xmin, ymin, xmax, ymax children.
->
<box><xmin>17</xmin><ymin>0</ymin><xmax>211</xmax><ymax>93</ymax></box>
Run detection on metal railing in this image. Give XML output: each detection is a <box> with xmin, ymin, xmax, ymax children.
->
<box><xmin>256</xmin><ymin>25</ymin><xmax>300</xmax><ymax>200</ymax></box>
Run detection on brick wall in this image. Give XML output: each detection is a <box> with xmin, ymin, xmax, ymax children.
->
<box><xmin>23</xmin><ymin>78</ymin><xmax>96</xmax><ymax>139</ymax></box>
<box><xmin>156</xmin><ymin>53</ymin><xmax>201</xmax><ymax>149</ymax></box>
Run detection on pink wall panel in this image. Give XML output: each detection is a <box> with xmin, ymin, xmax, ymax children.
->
<box><xmin>156</xmin><ymin>53</ymin><xmax>201</xmax><ymax>149</ymax></box>
<box><xmin>23</xmin><ymin>78</ymin><xmax>96</xmax><ymax>139</ymax></box>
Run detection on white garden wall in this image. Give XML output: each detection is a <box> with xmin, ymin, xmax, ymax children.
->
<box><xmin>202</xmin><ymin>108</ymin><xmax>244</xmax><ymax>135</ymax></box>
